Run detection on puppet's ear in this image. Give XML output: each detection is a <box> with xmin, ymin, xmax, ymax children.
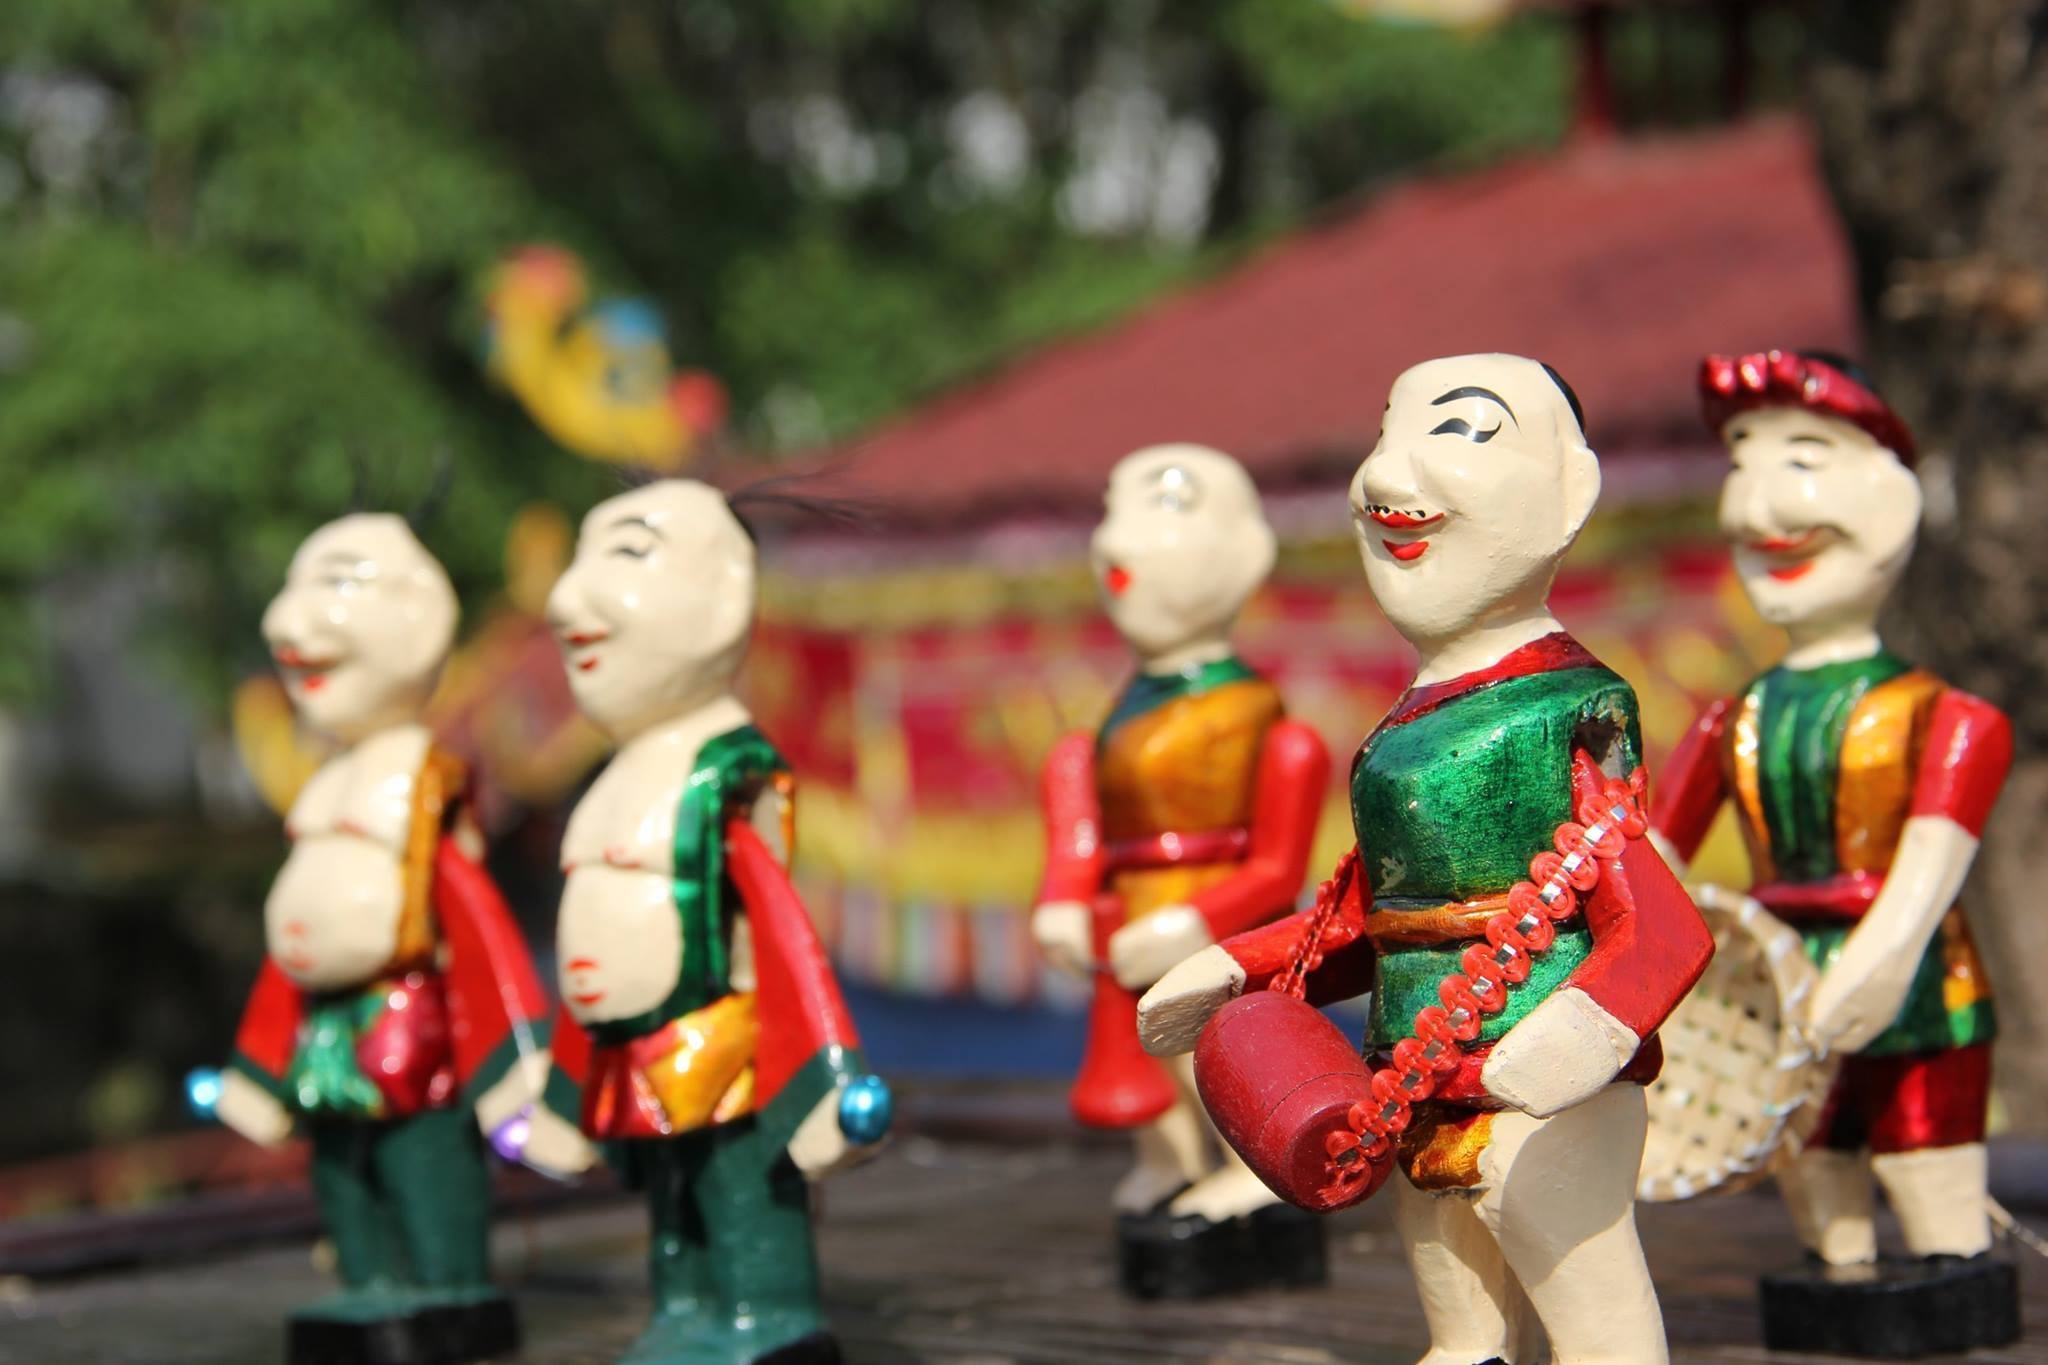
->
<box><xmin>703</xmin><ymin>535</ymin><xmax>759</xmax><ymax>660</ymax></box>
<box><xmin>1863</xmin><ymin>449</ymin><xmax>1924</xmax><ymax>572</ymax></box>
<box><xmin>1559</xmin><ymin>436</ymin><xmax>1602</xmax><ymax>545</ymax></box>
<box><xmin>1237</xmin><ymin>514</ymin><xmax>1278</xmax><ymax>609</ymax></box>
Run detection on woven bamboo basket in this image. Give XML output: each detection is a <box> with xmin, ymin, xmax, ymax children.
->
<box><xmin>1638</xmin><ymin>883</ymin><xmax>1839</xmax><ymax>1203</ymax></box>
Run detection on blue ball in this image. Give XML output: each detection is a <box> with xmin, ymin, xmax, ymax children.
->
<box><xmin>185</xmin><ymin>1068</ymin><xmax>224</xmax><ymax>1122</ymax></box>
<box><xmin>837</xmin><ymin>1074</ymin><xmax>893</xmax><ymax>1146</ymax></box>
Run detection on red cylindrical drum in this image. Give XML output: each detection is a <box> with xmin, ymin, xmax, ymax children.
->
<box><xmin>1194</xmin><ymin>990</ymin><xmax>1388</xmax><ymax>1212</ymax></box>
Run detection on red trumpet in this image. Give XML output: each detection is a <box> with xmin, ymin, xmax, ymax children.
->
<box><xmin>1071</xmin><ymin>896</ymin><xmax>1178</xmax><ymax>1129</ymax></box>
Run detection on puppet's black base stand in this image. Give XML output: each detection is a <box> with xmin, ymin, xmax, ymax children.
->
<box><xmin>1117</xmin><ymin>1201</ymin><xmax>1327</xmax><ymax>1300</ymax></box>
<box><xmin>751</xmin><ymin>1332</ymin><xmax>842</xmax><ymax>1364</ymax></box>
<box><xmin>1758</xmin><ymin>1253</ymin><xmax>2019</xmax><ymax>1358</ymax></box>
<box><xmin>289</xmin><ymin>1294</ymin><xmax>519</xmax><ymax>1365</ymax></box>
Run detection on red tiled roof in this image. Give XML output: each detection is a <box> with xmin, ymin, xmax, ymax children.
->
<box><xmin>805</xmin><ymin>118</ymin><xmax>1854</xmax><ymax>525</ymax></box>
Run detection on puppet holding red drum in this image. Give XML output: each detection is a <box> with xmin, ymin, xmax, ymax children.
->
<box><xmin>1142</xmin><ymin>355</ymin><xmax>1715</xmax><ymax>1365</ymax></box>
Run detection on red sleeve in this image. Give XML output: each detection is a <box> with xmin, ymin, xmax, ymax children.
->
<box><xmin>727</xmin><ymin>817</ymin><xmax>862</xmax><ymax>1105</ymax></box>
<box><xmin>1218</xmin><ymin>852</ymin><xmax>1376</xmax><ymax>1007</ymax></box>
<box><xmin>1563</xmin><ymin>749</ymin><xmax>1715</xmax><ymax>1040</ymax></box>
<box><xmin>1649</xmin><ymin>696</ymin><xmax>1732</xmax><ymax>863</ymax></box>
<box><xmin>433</xmin><ymin>834</ymin><xmax>548</xmax><ymax>1087</ymax></box>
<box><xmin>231</xmin><ymin>959</ymin><xmax>305</xmax><ymax>1080</ymax></box>
<box><xmin>538</xmin><ymin>998</ymin><xmax>593</xmax><ymax>1127</ymax></box>
<box><xmin>1187</xmin><ymin>720</ymin><xmax>1331</xmax><ymax>939</ymax></box>
<box><xmin>1037</xmin><ymin>732</ymin><xmax>1104</xmax><ymax>904</ymax></box>
<box><xmin>1910</xmin><ymin>689</ymin><xmax>2012</xmax><ymax>837</ymax></box>
<box><xmin>548</xmin><ymin>1002</ymin><xmax>591</xmax><ymax>1087</ymax></box>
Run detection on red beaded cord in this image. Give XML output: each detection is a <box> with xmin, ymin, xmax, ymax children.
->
<box><xmin>1274</xmin><ymin>847</ymin><xmax>1361</xmax><ymax>1003</ymax></box>
<box><xmin>1281</xmin><ymin>771</ymin><xmax>1651</xmax><ymax>1202</ymax></box>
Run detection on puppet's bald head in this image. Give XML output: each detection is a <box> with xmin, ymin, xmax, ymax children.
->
<box><xmin>547</xmin><ymin>479</ymin><xmax>756</xmax><ymax>742</ymax></box>
<box><xmin>262</xmin><ymin>513</ymin><xmax>458</xmax><ymax>743</ymax></box>
<box><xmin>1348</xmin><ymin>354</ymin><xmax>1599</xmax><ymax>650</ymax></box>
<box><xmin>1090</xmin><ymin>444</ymin><xmax>1276</xmax><ymax>663</ymax></box>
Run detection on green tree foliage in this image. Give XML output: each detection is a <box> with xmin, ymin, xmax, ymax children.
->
<box><xmin>0</xmin><ymin>0</ymin><xmax>1572</xmax><ymax>710</ymax></box>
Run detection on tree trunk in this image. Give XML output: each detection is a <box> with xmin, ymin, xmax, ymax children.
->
<box><xmin>1808</xmin><ymin>0</ymin><xmax>2048</xmax><ymax>1132</ymax></box>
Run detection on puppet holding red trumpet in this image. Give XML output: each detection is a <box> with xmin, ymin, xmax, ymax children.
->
<box><xmin>1140</xmin><ymin>356</ymin><xmax>1715</xmax><ymax>1364</ymax></box>
<box><xmin>1032</xmin><ymin>443</ymin><xmax>1333</xmax><ymax>1298</ymax></box>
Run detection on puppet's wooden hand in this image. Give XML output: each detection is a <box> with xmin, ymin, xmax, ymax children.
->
<box><xmin>1030</xmin><ymin>900</ymin><xmax>1093</xmax><ymax>977</ymax></box>
<box><xmin>1480</xmin><ymin>987</ymin><xmax>1639</xmax><ymax>1119</ymax></box>
<box><xmin>789</xmin><ymin>1084</ymin><xmax>887</xmax><ymax>1182</ymax></box>
<box><xmin>516</xmin><ymin>1106</ymin><xmax>600</xmax><ymax>1179</ymax></box>
<box><xmin>1138</xmin><ymin>945</ymin><xmax>1247</xmax><ymax>1057</ymax></box>
<box><xmin>473</xmin><ymin>1048</ymin><xmax>552</xmax><ymax>1140</ymax></box>
<box><xmin>216</xmin><ymin>1070</ymin><xmax>293</xmax><ymax>1148</ymax></box>
<box><xmin>1805</xmin><ymin>957</ymin><xmax>1917</xmax><ymax>1056</ymax></box>
<box><xmin>1110</xmin><ymin>905</ymin><xmax>1214</xmax><ymax>990</ymax></box>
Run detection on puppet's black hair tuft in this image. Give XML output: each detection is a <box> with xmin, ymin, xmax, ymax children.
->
<box><xmin>405</xmin><ymin>446</ymin><xmax>455</xmax><ymax>532</ymax></box>
<box><xmin>1797</xmin><ymin>350</ymin><xmax>1883</xmax><ymax>398</ymax></box>
<box><xmin>726</xmin><ymin>473</ymin><xmax>875</xmax><ymax>543</ymax></box>
<box><xmin>1536</xmin><ymin>360</ymin><xmax>1587</xmax><ymax>438</ymax></box>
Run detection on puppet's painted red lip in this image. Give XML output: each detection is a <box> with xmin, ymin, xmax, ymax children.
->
<box><xmin>1750</xmin><ymin>531</ymin><xmax>1821</xmax><ymax>555</ymax></box>
<box><xmin>274</xmin><ymin>647</ymin><xmax>340</xmax><ymax>688</ymax></box>
<box><xmin>1748</xmin><ymin>529</ymin><xmax>1828</xmax><ymax>580</ymax></box>
<box><xmin>1368</xmin><ymin>509</ymin><xmax>1445</xmax><ymax>531</ymax></box>
<box><xmin>1366</xmin><ymin>507</ymin><xmax>1441</xmax><ymax>561</ymax></box>
<box><xmin>1104</xmin><ymin>565</ymin><xmax>1132</xmax><ymax>597</ymax></box>
<box><xmin>561</xmin><ymin>630</ymin><xmax>609</xmax><ymax>670</ymax></box>
<box><xmin>282</xmin><ymin>952</ymin><xmax>315</xmax><ymax>973</ymax></box>
<box><xmin>572</xmin><ymin>991</ymin><xmax>605</xmax><ymax>1007</ymax></box>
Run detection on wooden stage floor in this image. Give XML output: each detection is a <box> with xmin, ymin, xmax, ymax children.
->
<box><xmin>7</xmin><ymin>1129</ymin><xmax>2048</xmax><ymax>1363</ymax></box>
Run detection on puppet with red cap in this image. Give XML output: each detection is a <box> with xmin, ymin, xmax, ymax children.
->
<box><xmin>1652</xmin><ymin>350</ymin><xmax>2018</xmax><ymax>1356</ymax></box>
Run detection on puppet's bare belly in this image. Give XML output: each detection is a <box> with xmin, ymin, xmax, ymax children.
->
<box><xmin>557</xmin><ymin>865</ymin><xmax>684</xmax><ymax>1026</ymax></box>
<box><xmin>265</xmin><ymin>837</ymin><xmax>404</xmax><ymax>992</ymax></box>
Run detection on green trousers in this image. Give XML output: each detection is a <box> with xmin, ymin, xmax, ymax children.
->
<box><xmin>307</xmin><ymin>1106</ymin><xmax>493</xmax><ymax>1305</ymax></box>
<box><xmin>620</xmin><ymin>1118</ymin><xmax>825</xmax><ymax>1363</ymax></box>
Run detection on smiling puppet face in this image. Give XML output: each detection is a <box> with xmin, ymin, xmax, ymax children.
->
<box><xmin>1349</xmin><ymin>354</ymin><xmax>1600</xmax><ymax>650</ymax></box>
<box><xmin>547</xmin><ymin>479</ymin><xmax>755</xmax><ymax>743</ymax></box>
<box><xmin>1089</xmin><ymin>444</ymin><xmax>1277</xmax><ymax>662</ymax></box>
<box><xmin>1718</xmin><ymin>405</ymin><xmax>1919</xmax><ymax>632</ymax></box>
<box><xmin>261</xmin><ymin>514</ymin><xmax>458</xmax><ymax>744</ymax></box>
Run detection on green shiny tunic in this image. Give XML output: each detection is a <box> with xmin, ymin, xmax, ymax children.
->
<box><xmin>1753</xmin><ymin>651</ymin><xmax>1910</xmax><ymax>885</ymax></box>
<box><xmin>1742</xmin><ymin>654</ymin><xmax>1995</xmax><ymax>1055</ymax></box>
<box><xmin>1355</xmin><ymin>663</ymin><xmax>1642</xmax><ymax>1048</ymax></box>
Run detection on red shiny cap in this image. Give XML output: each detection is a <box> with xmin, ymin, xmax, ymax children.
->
<box><xmin>1699</xmin><ymin>350</ymin><xmax>1916</xmax><ymax>467</ymax></box>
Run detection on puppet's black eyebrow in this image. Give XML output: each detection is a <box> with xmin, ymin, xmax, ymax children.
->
<box><xmin>1788</xmin><ymin>434</ymin><xmax>1834</xmax><ymax>446</ymax></box>
<box><xmin>1430</xmin><ymin>386</ymin><xmax>1518</xmax><ymax>426</ymax></box>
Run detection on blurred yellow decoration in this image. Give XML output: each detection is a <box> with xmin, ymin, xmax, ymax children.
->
<box><xmin>483</xmin><ymin>245</ymin><xmax>726</xmax><ymax>473</ymax></box>
<box><xmin>797</xmin><ymin>784</ymin><xmax>1045</xmax><ymax>907</ymax></box>
<box><xmin>231</xmin><ymin>674</ymin><xmax>329</xmax><ymax>814</ymax></box>
<box><xmin>504</xmin><ymin>501</ymin><xmax>573</xmax><ymax>616</ymax></box>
